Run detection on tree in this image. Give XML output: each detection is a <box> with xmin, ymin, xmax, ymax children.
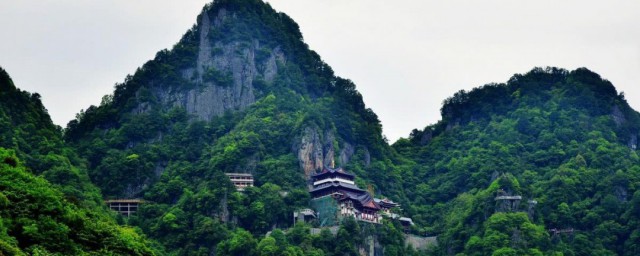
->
<box><xmin>257</xmin><ymin>236</ymin><xmax>279</xmax><ymax>256</ymax></box>
<box><xmin>217</xmin><ymin>229</ymin><xmax>257</xmax><ymax>256</ymax></box>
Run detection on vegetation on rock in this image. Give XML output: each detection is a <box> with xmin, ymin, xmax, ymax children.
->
<box><xmin>3</xmin><ymin>0</ymin><xmax>640</xmax><ymax>255</ymax></box>
<box><xmin>396</xmin><ymin>67</ymin><xmax>640</xmax><ymax>255</ymax></box>
<box><xmin>0</xmin><ymin>67</ymin><xmax>159</xmax><ymax>255</ymax></box>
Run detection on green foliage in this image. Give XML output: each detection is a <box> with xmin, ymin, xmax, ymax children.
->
<box><xmin>396</xmin><ymin>67</ymin><xmax>640</xmax><ymax>255</ymax></box>
<box><xmin>0</xmin><ymin>67</ymin><xmax>161</xmax><ymax>255</ymax></box>
<box><xmin>203</xmin><ymin>67</ymin><xmax>234</xmax><ymax>86</ymax></box>
<box><xmin>61</xmin><ymin>0</ymin><xmax>405</xmax><ymax>254</ymax></box>
<box><xmin>38</xmin><ymin>0</ymin><xmax>640</xmax><ymax>254</ymax></box>
<box><xmin>0</xmin><ymin>147</ymin><xmax>157</xmax><ymax>255</ymax></box>
<box><xmin>216</xmin><ymin>228</ymin><xmax>257</xmax><ymax>256</ymax></box>
<box><xmin>464</xmin><ymin>212</ymin><xmax>549</xmax><ymax>255</ymax></box>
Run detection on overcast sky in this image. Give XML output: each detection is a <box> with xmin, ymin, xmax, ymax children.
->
<box><xmin>1</xmin><ymin>1</ymin><xmax>639</xmax><ymax>142</ymax></box>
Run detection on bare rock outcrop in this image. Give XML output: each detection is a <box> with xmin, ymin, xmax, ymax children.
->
<box><xmin>339</xmin><ymin>142</ymin><xmax>355</xmax><ymax>166</ymax></box>
<box><xmin>611</xmin><ymin>105</ymin><xmax>626</xmax><ymax>127</ymax></box>
<box><xmin>363</xmin><ymin>147</ymin><xmax>371</xmax><ymax>167</ymax></box>
<box><xmin>296</xmin><ymin>127</ymin><xmax>325</xmax><ymax>178</ymax></box>
<box><xmin>420</xmin><ymin>130</ymin><xmax>433</xmax><ymax>145</ymax></box>
<box><xmin>294</xmin><ymin>126</ymin><xmax>371</xmax><ymax>177</ymax></box>
<box><xmin>322</xmin><ymin>131</ymin><xmax>336</xmax><ymax>167</ymax></box>
<box><xmin>184</xmin><ymin>10</ymin><xmax>256</xmax><ymax>121</ymax></box>
<box><xmin>138</xmin><ymin>8</ymin><xmax>286</xmax><ymax>122</ymax></box>
<box><xmin>629</xmin><ymin>134</ymin><xmax>638</xmax><ymax>150</ymax></box>
<box><xmin>295</xmin><ymin>127</ymin><xmax>350</xmax><ymax>178</ymax></box>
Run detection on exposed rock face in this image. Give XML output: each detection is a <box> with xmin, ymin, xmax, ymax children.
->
<box><xmin>610</xmin><ymin>106</ymin><xmax>639</xmax><ymax>150</ymax></box>
<box><xmin>197</xmin><ymin>11</ymin><xmax>214</xmax><ymax>81</ymax></box>
<box><xmin>339</xmin><ymin>142</ymin><xmax>355</xmax><ymax>166</ymax></box>
<box><xmin>185</xmin><ymin>10</ymin><xmax>255</xmax><ymax>120</ymax></box>
<box><xmin>264</xmin><ymin>49</ymin><xmax>283</xmax><ymax>81</ymax></box>
<box><xmin>322</xmin><ymin>131</ymin><xmax>336</xmax><ymax>167</ymax></box>
<box><xmin>363</xmin><ymin>147</ymin><xmax>371</xmax><ymax>167</ymax></box>
<box><xmin>294</xmin><ymin>126</ymin><xmax>370</xmax><ymax>177</ymax></box>
<box><xmin>420</xmin><ymin>130</ymin><xmax>433</xmax><ymax>145</ymax></box>
<box><xmin>358</xmin><ymin>236</ymin><xmax>379</xmax><ymax>256</ymax></box>
<box><xmin>241</xmin><ymin>153</ymin><xmax>260</xmax><ymax>174</ymax></box>
<box><xmin>153</xmin><ymin>162</ymin><xmax>166</xmax><ymax>177</ymax></box>
<box><xmin>405</xmin><ymin>234</ymin><xmax>438</xmax><ymax>252</ymax></box>
<box><xmin>629</xmin><ymin>134</ymin><xmax>638</xmax><ymax>150</ymax></box>
<box><xmin>123</xmin><ymin>182</ymin><xmax>147</xmax><ymax>199</ymax></box>
<box><xmin>296</xmin><ymin>127</ymin><xmax>326</xmax><ymax>178</ymax></box>
<box><xmin>445</xmin><ymin>120</ymin><xmax>460</xmax><ymax>131</ymax></box>
<box><xmin>611</xmin><ymin>105</ymin><xmax>626</xmax><ymax>127</ymax></box>
<box><xmin>141</xmin><ymin>8</ymin><xmax>285</xmax><ymax>122</ymax></box>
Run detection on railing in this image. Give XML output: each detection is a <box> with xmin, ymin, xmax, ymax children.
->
<box><xmin>495</xmin><ymin>195</ymin><xmax>522</xmax><ymax>200</ymax></box>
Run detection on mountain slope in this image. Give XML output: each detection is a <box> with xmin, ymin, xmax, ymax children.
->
<box><xmin>394</xmin><ymin>67</ymin><xmax>640</xmax><ymax>255</ymax></box>
<box><xmin>0</xmin><ymin>67</ymin><xmax>159</xmax><ymax>255</ymax></box>
<box><xmin>65</xmin><ymin>0</ymin><xmax>411</xmax><ymax>254</ymax></box>
<box><xmin>63</xmin><ymin>0</ymin><xmax>640</xmax><ymax>255</ymax></box>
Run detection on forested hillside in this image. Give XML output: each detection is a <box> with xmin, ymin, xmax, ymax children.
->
<box><xmin>0</xmin><ymin>67</ymin><xmax>158</xmax><ymax>255</ymax></box>
<box><xmin>4</xmin><ymin>0</ymin><xmax>640</xmax><ymax>255</ymax></box>
<box><xmin>64</xmin><ymin>0</ymin><xmax>414</xmax><ymax>255</ymax></box>
<box><xmin>395</xmin><ymin>67</ymin><xmax>640</xmax><ymax>255</ymax></box>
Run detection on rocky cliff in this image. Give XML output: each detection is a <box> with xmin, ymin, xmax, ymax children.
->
<box><xmin>65</xmin><ymin>1</ymin><xmax>398</xmax><ymax>253</ymax></box>
<box><xmin>134</xmin><ymin>8</ymin><xmax>287</xmax><ymax>121</ymax></box>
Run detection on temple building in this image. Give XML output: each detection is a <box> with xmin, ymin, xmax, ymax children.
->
<box><xmin>225</xmin><ymin>173</ymin><xmax>254</xmax><ymax>191</ymax></box>
<box><xmin>376</xmin><ymin>198</ymin><xmax>400</xmax><ymax>216</ymax></box>
<box><xmin>309</xmin><ymin>167</ymin><xmax>398</xmax><ymax>226</ymax></box>
<box><xmin>105</xmin><ymin>199</ymin><xmax>143</xmax><ymax>217</ymax></box>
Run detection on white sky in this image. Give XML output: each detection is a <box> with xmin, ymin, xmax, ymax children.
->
<box><xmin>1</xmin><ymin>1</ymin><xmax>639</xmax><ymax>142</ymax></box>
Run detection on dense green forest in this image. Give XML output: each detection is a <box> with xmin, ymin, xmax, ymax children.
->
<box><xmin>0</xmin><ymin>67</ymin><xmax>158</xmax><ymax>255</ymax></box>
<box><xmin>2</xmin><ymin>0</ymin><xmax>640</xmax><ymax>255</ymax></box>
<box><xmin>395</xmin><ymin>67</ymin><xmax>640</xmax><ymax>255</ymax></box>
<box><xmin>62</xmin><ymin>0</ymin><xmax>413</xmax><ymax>255</ymax></box>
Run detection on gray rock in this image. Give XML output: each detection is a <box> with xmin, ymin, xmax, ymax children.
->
<box><xmin>323</xmin><ymin>130</ymin><xmax>335</xmax><ymax>167</ymax></box>
<box><xmin>297</xmin><ymin>127</ymin><xmax>325</xmax><ymax>178</ymax></box>
<box><xmin>136</xmin><ymin>8</ymin><xmax>291</xmax><ymax>122</ymax></box>
<box><xmin>340</xmin><ymin>142</ymin><xmax>355</xmax><ymax>166</ymax></box>
<box><xmin>629</xmin><ymin>134</ymin><xmax>638</xmax><ymax>150</ymax></box>
<box><xmin>420</xmin><ymin>130</ymin><xmax>433</xmax><ymax>145</ymax></box>
<box><xmin>611</xmin><ymin>105</ymin><xmax>626</xmax><ymax>127</ymax></box>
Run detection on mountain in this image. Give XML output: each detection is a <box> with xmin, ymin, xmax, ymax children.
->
<box><xmin>47</xmin><ymin>0</ymin><xmax>640</xmax><ymax>255</ymax></box>
<box><xmin>394</xmin><ymin>67</ymin><xmax>640</xmax><ymax>255</ymax></box>
<box><xmin>65</xmin><ymin>0</ymin><xmax>398</xmax><ymax>197</ymax></box>
<box><xmin>64</xmin><ymin>0</ymin><xmax>412</xmax><ymax>255</ymax></box>
<box><xmin>0</xmin><ymin>67</ymin><xmax>158</xmax><ymax>255</ymax></box>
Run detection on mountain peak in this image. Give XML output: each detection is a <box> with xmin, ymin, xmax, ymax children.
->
<box><xmin>64</xmin><ymin>2</ymin><xmax>391</xmax><ymax>253</ymax></box>
<box><xmin>429</xmin><ymin>67</ymin><xmax>635</xmax><ymax>139</ymax></box>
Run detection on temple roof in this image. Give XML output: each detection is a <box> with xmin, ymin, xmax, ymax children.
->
<box><xmin>311</xmin><ymin>167</ymin><xmax>355</xmax><ymax>179</ymax></box>
<box><xmin>309</xmin><ymin>166</ymin><xmax>380</xmax><ymax>211</ymax></box>
<box><xmin>105</xmin><ymin>199</ymin><xmax>144</xmax><ymax>204</ymax></box>
<box><xmin>225</xmin><ymin>173</ymin><xmax>253</xmax><ymax>177</ymax></box>
<box><xmin>339</xmin><ymin>191</ymin><xmax>380</xmax><ymax>210</ymax></box>
<box><xmin>374</xmin><ymin>198</ymin><xmax>399</xmax><ymax>208</ymax></box>
<box><xmin>309</xmin><ymin>181</ymin><xmax>364</xmax><ymax>194</ymax></box>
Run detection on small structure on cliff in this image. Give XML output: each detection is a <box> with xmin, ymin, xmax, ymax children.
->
<box><xmin>375</xmin><ymin>198</ymin><xmax>400</xmax><ymax>216</ymax></box>
<box><xmin>225</xmin><ymin>173</ymin><xmax>254</xmax><ymax>191</ymax></box>
<box><xmin>105</xmin><ymin>199</ymin><xmax>143</xmax><ymax>217</ymax></box>
<box><xmin>309</xmin><ymin>167</ymin><xmax>398</xmax><ymax>226</ymax></box>
<box><xmin>495</xmin><ymin>189</ymin><xmax>523</xmax><ymax>212</ymax></box>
